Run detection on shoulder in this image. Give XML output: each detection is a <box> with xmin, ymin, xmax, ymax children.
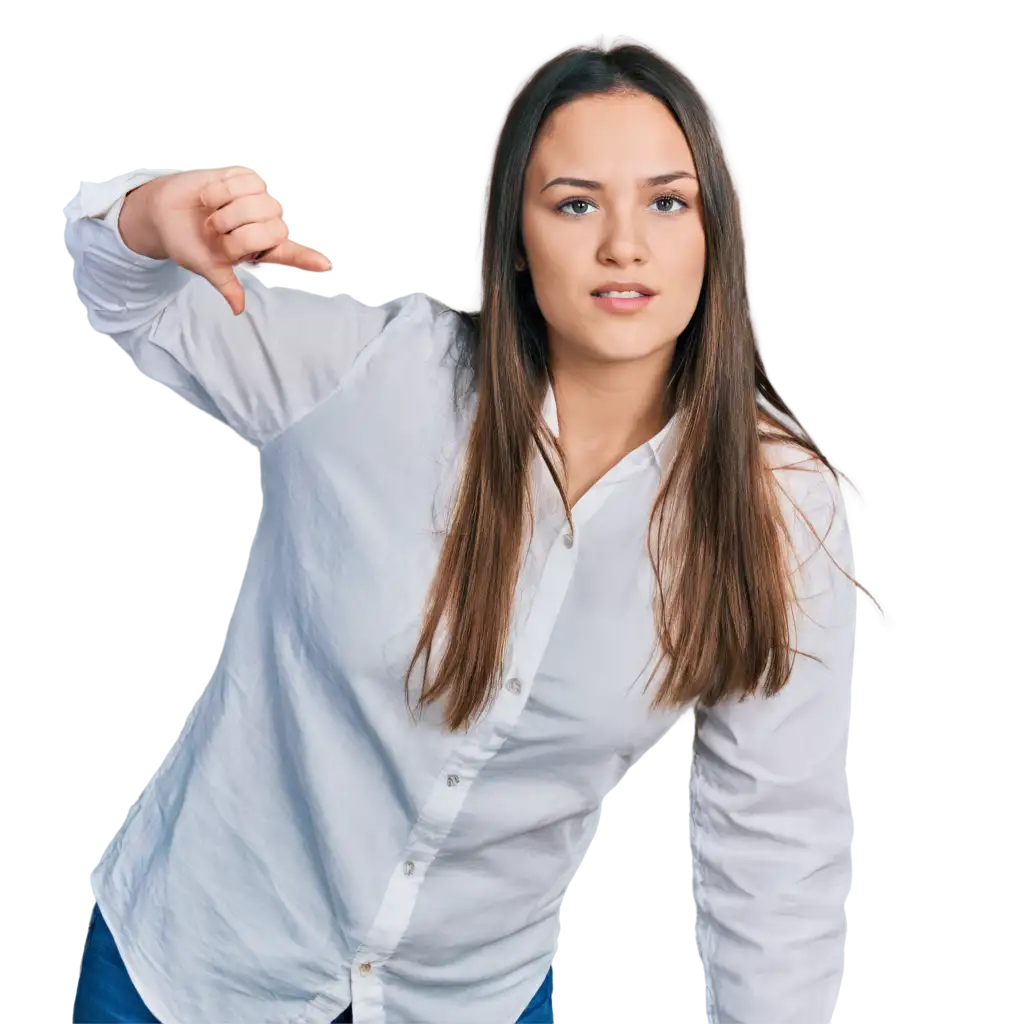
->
<box><xmin>759</xmin><ymin>424</ymin><xmax>849</xmax><ymax>576</ymax></box>
<box><xmin>367</xmin><ymin>290</ymin><xmax>466</xmax><ymax>354</ymax></box>
<box><xmin>758</xmin><ymin>408</ymin><xmax>841</xmax><ymax>513</ymax></box>
<box><xmin>337</xmin><ymin>291</ymin><xmax>474</xmax><ymax>429</ymax></box>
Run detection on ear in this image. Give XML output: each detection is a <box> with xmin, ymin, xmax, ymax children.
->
<box><xmin>514</xmin><ymin>254</ymin><xmax>527</xmax><ymax>272</ymax></box>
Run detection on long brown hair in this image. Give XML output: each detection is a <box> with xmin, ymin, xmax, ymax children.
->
<box><xmin>403</xmin><ymin>41</ymin><xmax>878</xmax><ymax>733</ymax></box>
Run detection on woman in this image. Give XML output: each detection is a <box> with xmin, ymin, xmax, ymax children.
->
<box><xmin>65</xmin><ymin>42</ymin><xmax>869</xmax><ymax>1024</ymax></box>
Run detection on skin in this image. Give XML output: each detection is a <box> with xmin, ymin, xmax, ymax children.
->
<box><xmin>118</xmin><ymin>170</ymin><xmax>331</xmax><ymax>318</ymax></box>
<box><xmin>519</xmin><ymin>89</ymin><xmax>707</xmax><ymax>507</ymax></box>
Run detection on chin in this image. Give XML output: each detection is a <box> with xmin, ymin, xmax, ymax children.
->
<box><xmin>582</xmin><ymin>339</ymin><xmax>661</xmax><ymax>364</ymax></box>
<box><xmin>595</xmin><ymin>323</ymin><xmax>667</xmax><ymax>353</ymax></box>
<box><xmin>550</xmin><ymin>314</ymin><xmax>669</xmax><ymax>364</ymax></box>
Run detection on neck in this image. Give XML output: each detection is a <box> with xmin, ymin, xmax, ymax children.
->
<box><xmin>547</xmin><ymin>347</ymin><xmax>673</xmax><ymax>458</ymax></box>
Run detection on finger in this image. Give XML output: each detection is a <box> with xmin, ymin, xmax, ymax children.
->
<box><xmin>258</xmin><ymin>237</ymin><xmax>333</xmax><ymax>272</ymax></box>
<box><xmin>203</xmin><ymin>265</ymin><xmax>247</xmax><ymax>316</ymax></box>
<box><xmin>204</xmin><ymin>193</ymin><xmax>283</xmax><ymax>235</ymax></box>
<box><xmin>197</xmin><ymin>167</ymin><xmax>267</xmax><ymax>212</ymax></box>
<box><xmin>218</xmin><ymin>218</ymin><xmax>289</xmax><ymax>263</ymax></box>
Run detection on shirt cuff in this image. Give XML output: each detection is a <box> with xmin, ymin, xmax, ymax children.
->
<box><xmin>63</xmin><ymin>168</ymin><xmax>181</xmax><ymax>266</ymax></box>
<box><xmin>55</xmin><ymin>166</ymin><xmax>179</xmax><ymax>221</ymax></box>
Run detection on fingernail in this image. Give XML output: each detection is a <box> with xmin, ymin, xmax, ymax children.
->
<box><xmin>325</xmin><ymin>260</ymin><xmax>333</xmax><ymax>271</ymax></box>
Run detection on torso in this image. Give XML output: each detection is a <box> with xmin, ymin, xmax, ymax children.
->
<box><xmin>88</xmin><ymin>273</ymin><xmax>838</xmax><ymax>1024</ymax></box>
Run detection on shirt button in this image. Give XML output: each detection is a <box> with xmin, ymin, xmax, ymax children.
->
<box><xmin>563</xmin><ymin>531</ymin><xmax>574</xmax><ymax>548</ymax></box>
<box><xmin>505</xmin><ymin>677</ymin><xmax>521</xmax><ymax>694</ymax></box>
<box><xmin>359</xmin><ymin>962</ymin><xmax>372</xmax><ymax>975</ymax></box>
<box><xmin>403</xmin><ymin>860</ymin><xmax>415</xmax><ymax>875</ymax></box>
<box><xmin>447</xmin><ymin>774</ymin><xmax>460</xmax><ymax>787</ymax></box>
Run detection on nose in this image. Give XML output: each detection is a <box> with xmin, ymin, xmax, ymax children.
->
<box><xmin>597</xmin><ymin>211</ymin><xmax>648</xmax><ymax>265</ymax></box>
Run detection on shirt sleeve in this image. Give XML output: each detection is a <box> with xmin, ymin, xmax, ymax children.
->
<box><xmin>63</xmin><ymin>168</ymin><xmax>422</xmax><ymax>449</ymax></box>
<box><xmin>688</xmin><ymin>460</ymin><xmax>856</xmax><ymax>1023</ymax></box>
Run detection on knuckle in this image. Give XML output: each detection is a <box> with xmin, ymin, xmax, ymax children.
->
<box><xmin>203</xmin><ymin>182</ymin><xmax>228</xmax><ymax>209</ymax></box>
<box><xmin>239</xmin><ymin>171</ymin><xmax>264</xmax><ymax>194</ymax></box>
<box><xmin>223</xmin><ymin>227</ymin><xmax>249</xmax><ymax>259</ymax></box>
<box><xmin>239</xmin><ymin>193</ymin><xmax>271</xmax><ymax>224</ymax></box>
<box><xmin>244</xmin><ymin>223</ymin><xmax>264</xmax><ymax>248</ymax></box>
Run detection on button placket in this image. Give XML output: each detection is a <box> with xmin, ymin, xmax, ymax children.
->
<box><xmin>348</xmin><ymin>956</ymin><xmax>385</xmax><ymax>1024</ymax></box>
<box><xmin>348</xmin><ymin>502</ymin><xmax>586</xmax><ymax>1021</ymax></box>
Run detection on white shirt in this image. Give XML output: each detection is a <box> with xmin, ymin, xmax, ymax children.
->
<box><xmin>63</xmin><ymin>168</ymin><xmax>856</xmax><ymax>1024</ymax></box>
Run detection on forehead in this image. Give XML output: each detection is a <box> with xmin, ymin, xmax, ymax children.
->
<box><xmin>529</xmin><ymin>91</ymin><xmax>695</xmax><ymax>180</ymax></box>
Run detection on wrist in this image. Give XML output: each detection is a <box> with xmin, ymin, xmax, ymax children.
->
<box><xmin>118</xmin><ymin>181</ymin><xmax>169</xmax><ymax>260</ymax></box>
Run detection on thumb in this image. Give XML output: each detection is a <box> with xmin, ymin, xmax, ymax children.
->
<box><xmin>204</xmin><ymin>265</ymin><xmax>246</xmax><ymax>316</ymax></box>
<box><xmin>254</xmin><ymin>237</ymin><xmax>332</xmax><ymax>272</ymax></box>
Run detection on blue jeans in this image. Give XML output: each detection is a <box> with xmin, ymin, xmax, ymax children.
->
<box><xmin>73</xmin><ymin>902</ymin><xmax>555</xmax><ymax>1022</ymax></box>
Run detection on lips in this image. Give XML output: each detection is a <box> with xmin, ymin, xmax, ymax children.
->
<box><xmin>591</xmin><ymin>292</ymin><xmax>654</xmax><ymax>312</ymax></box>
<box><xmin>590</xmin><ymin>281</ymin><xmax>655</xmax><ymax>296</ymax></box>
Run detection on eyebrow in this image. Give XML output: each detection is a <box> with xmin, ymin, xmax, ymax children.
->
<box><xmin>540</xmin><ymin>170</ymin><xmax>697</xmax><ymax>192</ymax></box>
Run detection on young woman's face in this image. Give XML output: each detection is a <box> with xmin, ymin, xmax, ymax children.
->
<box><xmin>521</xmin><ymin>90</ymin><xmax>706</xmax><ymax>369</ymax></box>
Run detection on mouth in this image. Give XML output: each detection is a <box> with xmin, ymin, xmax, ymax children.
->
<box><xmin>590</xmin><ymin>287</ymin><xmax>655</xmax><ymax>298</ymax></box>
<box><xmin>591</xmin><ymin>289</ymin><xmax>655</xmax><ymax>312</ymax></box>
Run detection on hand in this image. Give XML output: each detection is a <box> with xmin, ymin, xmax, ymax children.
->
<box><xmin>134</xmin><ymin>166</ymin><xmax>333</xmax><ymax>315</ymax></box>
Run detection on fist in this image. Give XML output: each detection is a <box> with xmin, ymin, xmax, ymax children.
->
<box><xmin>137</xmin><ymin>166</ymin><xmax>332</xmax><ymax>315</ymax></box>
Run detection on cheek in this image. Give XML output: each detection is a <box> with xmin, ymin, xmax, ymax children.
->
<box><xmin>528</xmin><ymin>247</ymin><xmax>581</xmax><ymax>317</ymax></box>
<box><xmin>523</xmin><ymin>209</ymin><xmax>583</xmax><ymax>279</ymax></box>
<box><xmin>668</xmin><ymin>237</ymin><xmax>706</xmax><ymax>307</ymax></box>
<box><xmin>646</xmin><ymin>241</ymin><xmax>706</xmax><ymax>339</ymax></box>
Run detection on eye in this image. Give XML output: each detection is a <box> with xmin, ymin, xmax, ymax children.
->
<box><xmin>557</xmin><ymin>198</ymin><xmax>598</xmax><ymax>219</ymax></box>
<box><xmin>647</xmin><ymin>193</ymin><xmax>688</xmax><ymax>214</ymax></box>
